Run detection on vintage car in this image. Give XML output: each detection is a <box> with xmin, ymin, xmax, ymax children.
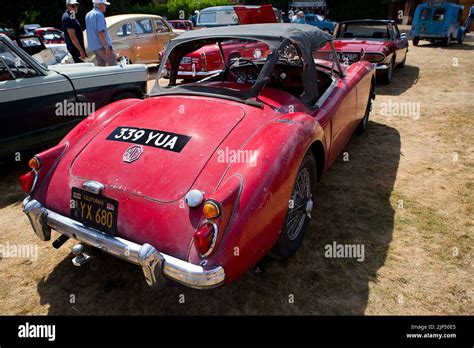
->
<box><xmin>304</xmin><ymin>13</ymin><xmax>337</xmax><ymax>34</ymax></box>
<box><xmin>317</xmin><ymin>19</ymin><xmax>408</xmax><ymax>84</ymax></box>
<box><xmin>0</xmin><ymin>33</ymin><xmax>147</xmax><ymax>162</ymax></box>
<box><xmin>34</xmin><ymin>27</ymin><xmax>65</xmax><ymax>45</ymax></box>
<box><xmin>411</xmin><ymin>2</ymin><xmax>474</xmax><ymax>46</ymax></box>
<box><xmin>168</xmin><ymin>20</ymin><xmax>194</xmax><ymax>31</ymax></box>
<box><xmin>169</xmin><ymin>38</ymin><xmax>270</xmax><ymax>79</ymax></box>
<box><xmin>170</xmin><ymin>5</ymin><xmax>274</xmax><ymax>79</ymax></box>
<box><xmin>85</xmin><ymin>14</ymin><xmax>181</xmax><ymax>64</ymax></box>
<box><xmin>13</xmin><ymin>35</ymin><xmax>70</xmax><ymax>65</ymax></box>
<box><xmin>21</xmin><ymin>24</ymin><xmax>375</xmax><ymax>290</ymax></box>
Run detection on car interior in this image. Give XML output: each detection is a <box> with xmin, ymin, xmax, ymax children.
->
<box><xmin>163</xmin><ymin>39</ymin><xmax>335</xmax><ymax>107</ymax></box>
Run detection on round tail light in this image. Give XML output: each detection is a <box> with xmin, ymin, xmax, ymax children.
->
<box><xmin>194</xmin><ymin>222</ymin><xmax>217</xmax><ymax>257</ymax></box>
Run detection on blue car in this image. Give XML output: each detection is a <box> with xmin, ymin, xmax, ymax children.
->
<box><xmin>305</xmin><ymin>14</ymin><xmax>337</xmax><ymax>34</ymax></box>
<box><xmin>411</xmin><ymin>2</ymin><xmax>474</xmax><ymax>46</ymax></box>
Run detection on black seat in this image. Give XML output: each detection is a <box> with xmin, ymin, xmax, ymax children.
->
<box><xmin>342</xmin><ymin>32</ymin><xmax>354</xmax><ymax>38</ymax></box>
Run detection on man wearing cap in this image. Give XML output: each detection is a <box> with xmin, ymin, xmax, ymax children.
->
<box><xmin>62</xmin><ymin>0</ymin><xmax>87</xmax><ymax>63</ymax></box>
<box><xmin>85</xmin><ymin>0</ymin><xmax>117</xmax><ymax>66</ymax></box>
<box><xmin>292</xmin><ymin>11</ymin><xmax>306</xmax><ymax>24</ymax></box>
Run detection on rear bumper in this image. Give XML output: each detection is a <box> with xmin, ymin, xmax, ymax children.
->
<box><xmin>22</xmin><ymin>197</ymin><xmax>225</xmax><ymax>289</ymax></box>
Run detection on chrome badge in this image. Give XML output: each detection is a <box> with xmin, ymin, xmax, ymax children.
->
<box><xmin>123</xmin><ymin>145</ymin><xmax>143</xmax><ymax>163</ymax></box>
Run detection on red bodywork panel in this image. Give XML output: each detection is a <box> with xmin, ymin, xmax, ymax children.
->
<box><xmin>233</xmin><ymin>5</ymin><xmax>278</xmax><ymax>25</ymax></box>
<box><xmin>28</xmin><ymin>60</ymin><xmax>375</xmax><ymax>284</ymax></box>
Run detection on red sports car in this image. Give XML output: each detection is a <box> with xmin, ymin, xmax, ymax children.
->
<box><xmin>34</xmin><ymin>27</ymin><xmax>65</xmax><ymax>45</ymax></box>
<box><xmin>316</xmin><ymin>19</ymin><xmax>408</xmax><ymax>84</ymax></box>
<box><xmin>167</xmin><ymin>38</ymin><xmax>270</xmax><ymax>79</ymax></box>
<box><xmin>22</xmin><ymin>24</ymin><xmax>376</xmax><ymax>289</ymax></box>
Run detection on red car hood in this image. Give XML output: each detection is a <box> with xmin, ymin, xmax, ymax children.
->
<box><xmin>234</xmin><ymin>5</ymin><xmax>277</xmax><ymax>24</ymax></box>
<box><xmin>326</xmin><ymin>39</ymin><xmax>387</xmax><ymax>53</ymax></box>
<box><xmin>70</xmin><ymin>96</ymin><xmax>245</xmax><ymax>202</ymax></box>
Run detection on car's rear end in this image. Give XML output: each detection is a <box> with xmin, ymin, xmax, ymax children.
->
<box><xmin>20</xmin><ymin>95</ymin><xmax>258</xmax><ymax>289</ymax></box>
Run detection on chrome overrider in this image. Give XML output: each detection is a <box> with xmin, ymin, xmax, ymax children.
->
<box><xmin>22</xmin><ymin>196</ymin><xmax>225</xmax><ymax>289</ymax></box>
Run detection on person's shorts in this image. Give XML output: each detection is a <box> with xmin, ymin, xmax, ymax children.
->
<box><xmin>94</xmin><ymin>46</ymin><xmax>117</xmax><ymax>66</ymax></box>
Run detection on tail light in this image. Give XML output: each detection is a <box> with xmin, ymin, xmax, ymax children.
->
<box><xmin>19</xmin><ymin>171</ymin><xmax>37</xmax><ymax>193</ymax></box>
<box><xmin>363</xmin><ymin>53</ymin><xmax>385</xmax><ymax>63</ymax></box>
<box><xmin>194</xmin><ymin>222</ymin><xmax>217</xmax><ymax>257</ymax></box>
<box><xmin>18</xmin><ymin>143</ymin><xmax>68</xmax><ymax>195</ymax></box>
<box><xmin>28</xmin><ymin>156</ymin><xmax>41</xmax><ymax>170</ymax></box>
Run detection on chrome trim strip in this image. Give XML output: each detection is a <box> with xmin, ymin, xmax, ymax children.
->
<box><xmin>22</xmin><ymin>197</ymin><xmax>225</xmax><ymax>289</ymax></box>
<box><xmin>375</xmin><ymin>64</ymin><xmax>389</xmax><ymax>70</ymax></box>
<box><xmin>177</xmin><ymin>69</ymin><xmax>223</xmax><ymax>76</ymax></box>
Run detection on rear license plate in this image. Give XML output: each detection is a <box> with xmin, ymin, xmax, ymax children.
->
<box><xmin>338</xmin><ymin>52</ymin><xmax>359</xmax><ymax>62</ymax></box>
<box><xmin>70</xmin><ymin>188</ymin><xmax>118</xmax><ymax>236</ymax></box>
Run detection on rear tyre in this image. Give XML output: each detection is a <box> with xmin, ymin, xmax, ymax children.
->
<box><xmin>413</xmin><ymin>37</ymin><xmax>420</xmax><ymax>46</ymax></box>
<box><xmin>355</xmin><ymin>82</ymin><xmax>374</xmax><ymax>134</ymax></box>
<box><xmin>443</xmin><ymin>35</ymin><xmax>451</xmax><ymax>47</ymax></box>
<box><xmin>397</xmin><ymin>54</ymin><xmax>407</xmax><ymax>69</ymax></box>
<box><xmin>270</xmin><ymin>152</ymin><xmax>317</xmax><ymax>260</ymax></box>
<box><xmin>381</xmin><ymin>58</ymin><xmax>394</xmax><ymax>85</ymax></box>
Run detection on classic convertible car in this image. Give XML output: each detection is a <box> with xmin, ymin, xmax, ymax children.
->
<box><xmin>0</xmin><ymin>34</ymin><xmax>147</xmax><ymax>162</ymax></box>
<box><xmin>21</xmin><ymin>24</ymin><xmax>376</xmax><ymax>289</ymax></box>
<box><xmin>317</xmin><ymin>19</ymin><xmax>408</xmax><ymax>84</ymax></box>
<box><xmin>85</xmin><ymin>14</ymin><xmax>181</xmax><ymax>65</ymax></box>
<box><xmin>170</xmin><ymin>38</ymin><xmax>270</xmax><ymax>79</ymax></box>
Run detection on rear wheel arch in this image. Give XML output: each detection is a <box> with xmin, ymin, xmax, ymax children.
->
<box><xmin>309</xmin><ymin>140</ymin><xmax>325</xmax><ymax>181</ymax></box>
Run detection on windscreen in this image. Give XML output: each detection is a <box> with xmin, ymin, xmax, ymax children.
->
<box><xmin>337</xmin><ymin>22</ymin><xmax>389</xmax><ymax>39</ymax></box>
<box><xmin>153</xmin><ymin>37</ymin><xmax>273</xmax><ymax>98</ymax></box>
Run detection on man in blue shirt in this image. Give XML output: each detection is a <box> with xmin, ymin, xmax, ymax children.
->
<box><xmin>85</xmin><ymin>0</ymin><xmax>116</xmax><ymax>66</ymax></box>
<box><xmin>62</xmin><ymin>0</ymin><xmax>87</xmax><ymax>63</ymax></box>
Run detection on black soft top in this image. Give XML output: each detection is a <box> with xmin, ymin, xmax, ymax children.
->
<box><xmin>166</xmin><ymin>23</ymin><xmax>333</xmax><ymax>52</ymax></box>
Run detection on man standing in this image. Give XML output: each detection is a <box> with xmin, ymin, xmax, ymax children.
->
<box><xmin>62</xmin><ymin>0</ymin><xmax>87</xmax><ymax>63</ymax></box>
<box><xmin>85</xmin><ymin>0</ymin><xmax>116</xmax><ymax>66</ymax></box>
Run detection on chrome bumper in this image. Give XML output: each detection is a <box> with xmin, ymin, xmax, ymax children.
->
<box><xmin>22</xmin><ymin>197</ymin><xmax>225</xmax><ymax>289</ymax></box>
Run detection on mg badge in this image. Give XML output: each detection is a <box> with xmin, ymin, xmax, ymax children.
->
<box><xmin>123</xmin><ymin>145</ymin><xmax>143</xmax><ymax>163</ymax></box>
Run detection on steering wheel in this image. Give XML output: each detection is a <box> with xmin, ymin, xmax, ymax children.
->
<box><xmin>222</xmin><ymin>57</ymin><xmax>260</xmax><ymax>83</ymax></box>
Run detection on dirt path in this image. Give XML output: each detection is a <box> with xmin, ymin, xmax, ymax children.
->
<box><xmin>0</xmin><ymin>37</ymin><xmax>472</xmax><ymax>315</ymax></box>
